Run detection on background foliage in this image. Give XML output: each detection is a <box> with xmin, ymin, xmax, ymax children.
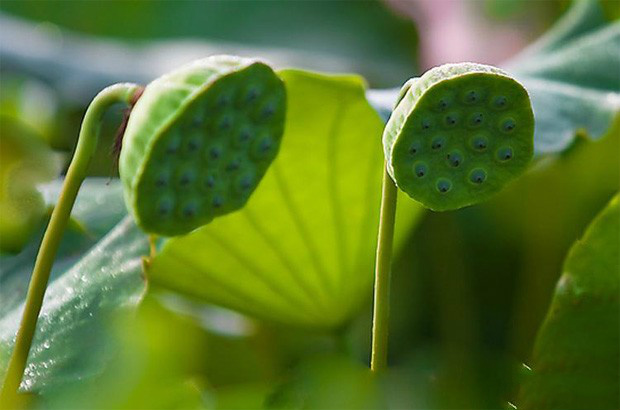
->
<box><xmin>0</xmin><ymin>1</ymin><xmax>618</xmax><ymax>409</ymax></box>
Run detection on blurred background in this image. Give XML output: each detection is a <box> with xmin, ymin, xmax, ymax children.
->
<box><xmin>1</xmin><ymin>1</ymin><xmax>619</xmax><ymax>409</ymax></box>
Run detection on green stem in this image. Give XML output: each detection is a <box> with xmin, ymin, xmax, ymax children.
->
<box><xmin>370</xmin><ymin>164</ymin><xmax>398</xmax><ymax>372</ymax></box>
<box><xmin>0</xmin><ymin>83</ymin><xmax>142</xmax><ymax>403</ymax></box>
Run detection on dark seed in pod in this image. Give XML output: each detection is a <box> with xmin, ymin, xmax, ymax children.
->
<box><xmin>493</xmin><ymin>96</ymin><xmax>507</xmax><ymax>109</ymax></box>
<box><xmin>209</xmin><ymin>147</ymin><xmax>222</xmax><ymax>160</ymax></box>
<box><xmin>465</xmin><ymin>90</ymin><xmax>478</xmax><ymax>103</ymax></box>
<box><xmin>183</xmin><ymin>203</ymin><xmax>197</xmax><ymax>218</ymax></box>
<box><xmin>409</xmin><ymin>141</ymin><xmax>420</xmax><ymax>155</ymax></box>
<box><xmin>501</xmin><ymin>118</ymin><xmax>516</xmax><ymax>132</ymax></box>
<box><xmin>445</xmin><ymin>114</ymin><xmax>457</xmax><ymax>126</ymax></box>
<box><xmin>436</xmin><ymin>179</ymin><xmax>452</xmax><ymax>193</ymax></box>
<box><xmin>497</xmin><ymin>147</ymin><xmax>513</xmax><ymax>161</ymax></box>
<box><xmin>421</xmin><ymin>118</ymin><xmax>431</xmax><ymax>130</ymax></box>
<box><xmin>431</xmin><ymin>137</ymin><xmax>444</xmax><ymax>150</ymax></box>
<box><xmin>414</xmin><ymin>162</ymin><xmax>427</xmax><ymax>178</ymax></box>
<box><xmin>261</xmin><ymin>104</ymin><xmax>275</xmax><ymax>119</ymax></box>
<box><xmin>218</xmin><ymin>116</ymin><xmax>232</xmax><ymax>131</ymax></box>
<box><xmin>246</xmin><ymin>88</ymin><xmax>259</xmax><ymax>102</ymax></box>
<box><xmin>204</xmin><ymin>175</ymin><xmax>216</xmax><ymax>188</ymax></box>
<box><xmin>213</xmin><ymin>195</ymin><xmax>224</xmax><ymax>208</ymax></box>
<box><xmin>447</xmin><ymin>151</ymin><xmax>462</xmax><ymax>167</ymax></box>
<box><xmin>471</xmin><ymin>136</ymin><xmax>488</xmax><ymax>151</ymax></box>
<box><xmin>469</xmin><ymin>113</ymin><xmax>484</xmax><ymax>127</ymax></box>
<box><xmin>226</xmin><ymin>160</ymin><xmax>240</xmax><ymax>172</ymax></box>
<box><xmin>438</xmin><ymin>99</ymin><xmax>448</xmax><ymax>110</ymax></box>
<box><xmin>470</xmin><ymin>169</ymin><xmax>487</xmax><ymax>184</ymax></box>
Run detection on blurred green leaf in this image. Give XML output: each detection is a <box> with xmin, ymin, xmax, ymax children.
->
<box><xmin>149</xmin><ymin>70</ymin><xmax>423</xmax><ymax>329</ymax></box>
<box><xmin>0</xmin><ymin>179</ymin><xmax>148</xmax><ymax>394</ymax></box>
<box><xmin>0</xmin><ymin>116</ymin><xmax>60</xmax><ymax>253</ymax></box>
<box><xmin>265</xmin><ymin>355</ymin><xmax>384</xmax><ymax>410</ymax></box>
<box><xmin>41</xmin><ymin>296</ymin><xmax>208</xmax><ymax>409</ymax></box>
<box><xmin>517</xmin><ymin>194</ymin><xmax>620</xmax><ymax>410</ymax></box>
<box><xmin>0</xmin><ymin>0</ymin><xmax>417</xmax><ymax>88</ymax></box>
<box><xmin>506</xmin><ymin>0</ymin><xmax>620</xmax><ymax>153</ymax></box>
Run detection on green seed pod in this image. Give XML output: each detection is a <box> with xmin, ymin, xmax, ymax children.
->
<box><xmin>383</xmin><ymin>63</ymin><xmax>534</xmax><ymax>211</ymax></box>
<box><xmin>119</xmin><ymin>56</ymin><xmax>286</xmax><ymax>236</ymax></box>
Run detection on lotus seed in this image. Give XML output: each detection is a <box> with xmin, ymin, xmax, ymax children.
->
<box><xmin>431</xmin><ymin>137</ymin><xmax>444</xmax><ymax>150</ymax></box>
<box><xmin>261</xmin><ymin>103</ymin><xmax>275</xmax><ymax>119</ymax></box>
<box><xmin>436</xmin><ymin>179</ymin><xmax>452</xmax><ymax>193</ymax></box>
<box><xmin>469</xmin><ymin>113</ymin><xmax>484</xmax><ymax>127</ymax></box>
<box><xmin>493</xmin><ymin>96</ymin><xmax>507</xmax><ymax>109</ymax></box>
<box><xmin>226</xmin><ymin>159</ymin><xmax>241</xmax><ymax>172</ymax></box>
<box><xmin>470</xmin><ymin>169</ymin><xmax>487</xmax><ymax>184</ymax></box>
<box><xmin>501</xmin><ymin>118</ymin><xmax>516</xmax><ymax>132</ymax></box>
<box><xmin>447</xmin><ymin>151</ymin><xmax>463</xmax><ymax>167</ymax></box>
<box><xmin>178</xmin><ymin>171</ymin><xmax>195</xmax><ymax>187</ymax></box>
<box><xmin>437</xmin><ymin>98</ymin><xmax>449</xmax><ymax>111</ymax></box>
<box><xmin>209</xmin><ymin>146</ymin><xmax>223</xmax><ymax>160</ymax></box>
<box><xmin>414</xmin><ymin>162</ymin><xmax>427</xmax><ymax>178</ymax></box>
<box><xmin>157</xmin><ymin>196</ymin><xmax>174</xmax><ymax>216</ymax></box>
<box><xmin>182</xmin><ymin>201</ymin><xmax>198</xmax><ymax>218</ymax></box>
<box><xmin>204</xmin><ymin>174</ymin><xmax>216</xmax><ymax>189</ymax></box>
<box><xmin>409</xmin><ymin>141</ymin><xmax>420</xmax><ymax>155</ymax></box>
<box><xmin>444</xmin><ymin>114</ymin><xmax>458</xmax><ymax>127</ymax></box>
<box><xmin>246</xmin><ymin>87</ymin><xmax>259</xmax><ymax>102</ymax></box>
<box><xmin>213</xmin><ymin>195</ymin><xmax>224</xmax><ymax>208</ymax></box>
<box><xmin>421</xmin><ymin>118</ymin><xmax>432</xmax><ymax>130</ymax></box>
<box><xmin>497</xmin><ymin>147</ymin><xmax>513</xmax><ymax>161</ymax></box>
<box><xmin>465</xmin><ymin>90</ymin><xmax>479</xmax><ymax>104</ymax></box>
<box><xmin>471</xmin><ymin>135</ymin><xmax>488</xmax><ymax>151</ymax></box>
<box><xmin>218</xmin><ymin>115</ymin><xmax>232</xmax><ymax>131</ymax></box>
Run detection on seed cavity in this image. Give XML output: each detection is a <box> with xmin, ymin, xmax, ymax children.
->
<box><xmin>166</xmin><ymin>137</ymin><xmax>181</xmax><ymax>154</ymax></box>
<box><xmin>409</xmin><ymin>141</ymin><xmax>421</xmax><ymax>155</ymax></box>
<box><xmin>470</xmin><ymin>168</ymin><xmax>487</xmax><ymax>184</ymax></box>
<box><xmin>501</xmin><ymin>118</ymin><xmax>516</xmax><ymax>132</ymax></box>
<box><xmin>497</xmin><ymin>147</ymin><xmax>513</xmax><ymax>161</ymax></box>
<box><xmin>217</xmin><ymin>93</ymin><xmax>232</xmax><ymax>108</ymax></box>
<box><xmin>154</xmin><ymin>171</ymin><xmax>169</xmax><ymax>188</ymax></box>
<box><xmin>212</xmin><ymin>195</ymin><xmax>224</xmax><ymax>208</ymax></box>
<box><xmin>186</xmin><ymin>137</ymin><xmax>201</xmax><ymax>152</ymax></box>
<box><xmin>437</xmin><ymin>98</ymin><xmax>449</xmax><ymax>111</ymax></box>
<box><xmin>261</xmin><ymin>103</ymin><xmax>275</xmax><ymax>119</ymax></box>
<box><xmin>447</xmin><ymin>151</ymin><xmax>462</xmax><ymax>167</ymax></box>
<box><xmin>204</xmin><ymin>174</ymin><xmax>216</xmax><ymax>189</ymax></box>
<box><xmin>226</xmin><ymin>159</ymin><xmax>241</xmax><ymax>172</ymax></box>
<box><xmin>465</xmin><ymin>90</ymin><xmax>479</xmax><ymax>104</ymax></box>
<box><xmin>493</xmin><ymin>96</ymin><xmax>507</xmax><ymax>109</ymax></box>
<box><xmin>444</xmin><ymin>113</ymin><xmax>458</xmax><ymax>127</ymax></box>
<box><xmin>218</xmin><ymin>115</ymin><xmax>232</xmax><ymax>131</ymax></box>
<box><xmin>209</xmin><ymin>146</ymin><xmax>223</xmax><ymax>160</ymax></box>
<box><xmin>239</xmin><ymin>174</ymin><xmax>254</xmax><ymax>191</ymax></box>
<box><xmin>246</xmin><ymin>87</ymin><xmax>260</xmax><ymax>103</ymax></box>
<box><xmin>421</xmin><ymin>118</ymin><xmax>432</xmax><ymax>131</ymax></box>
<box><xmin>471</xmin><ymin>135</ymin><xmax>488</xmax><ymax>151</ymax></box>
<box><xmin>431</xmin><ymin>137</ymin><xmax>445</xmax><ymax>150</ymax></box>
<box><xmin>414</xmin><ymin>162</ymin><xmax>427</xmax><ymax>178</ymax></box>
<box><xmin>436</xmin><ymin>179</ymin><xmax>452</xmax><ymax>193</ymax></box>
<box><xmin>178</xmin><ymin>170</ymin><xmax>195</xmax><ymax>187</ymax></box>
<box><xmin>469</xmin><ymin>112</ymin><xmax>484</xmax><ymax>128</ymax></box>
<box><xmin>157</xmin><ymin>196</ymin><xmax>174</xmax><ymax>216</ymax></box>
<box><xmin>182</xmin><ymin>201</ymin><xmax>198</xmax><ymax>218</ymax></box>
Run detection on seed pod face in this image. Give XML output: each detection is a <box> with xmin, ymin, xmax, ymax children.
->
<box><xmin>383</xmin><ymin>63</ymin><xmax>534</xmax><ymax>211</ymax></box>
<box><xmin>119</xmin><ymin>56</ymin><xmax>286</xmax><ymax>235</ymax></box>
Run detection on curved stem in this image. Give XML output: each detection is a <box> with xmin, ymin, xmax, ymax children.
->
<box><xmin>370</xmin><ymin>164</ymin><xmax>398</xmax><ymax>372</ymax></box>
<box><xmin>0</xmin><ymin>83</ymin><xmax>143</xmax><ymax>402</ymax></box>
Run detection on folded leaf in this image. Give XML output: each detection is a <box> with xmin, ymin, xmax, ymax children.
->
<box><xmin>518</xmin><ymin>193</ymin><xmax>620</xmax><ymax>410</ymax></box>
<box><xmin>149</xmin><ymin>70</ymin><xmax>423</xmax><ymax>329</ymax></box>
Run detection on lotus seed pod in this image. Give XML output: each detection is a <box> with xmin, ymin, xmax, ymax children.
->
<box><xmin>383</xmin><ymin>63</ymin><xmax>534</xmax><ymax>211</ymax></box>
<box><xmin>119</xmin><ymin>56</ymin><xmax>286</xmax><ymax>235</ymax></box>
